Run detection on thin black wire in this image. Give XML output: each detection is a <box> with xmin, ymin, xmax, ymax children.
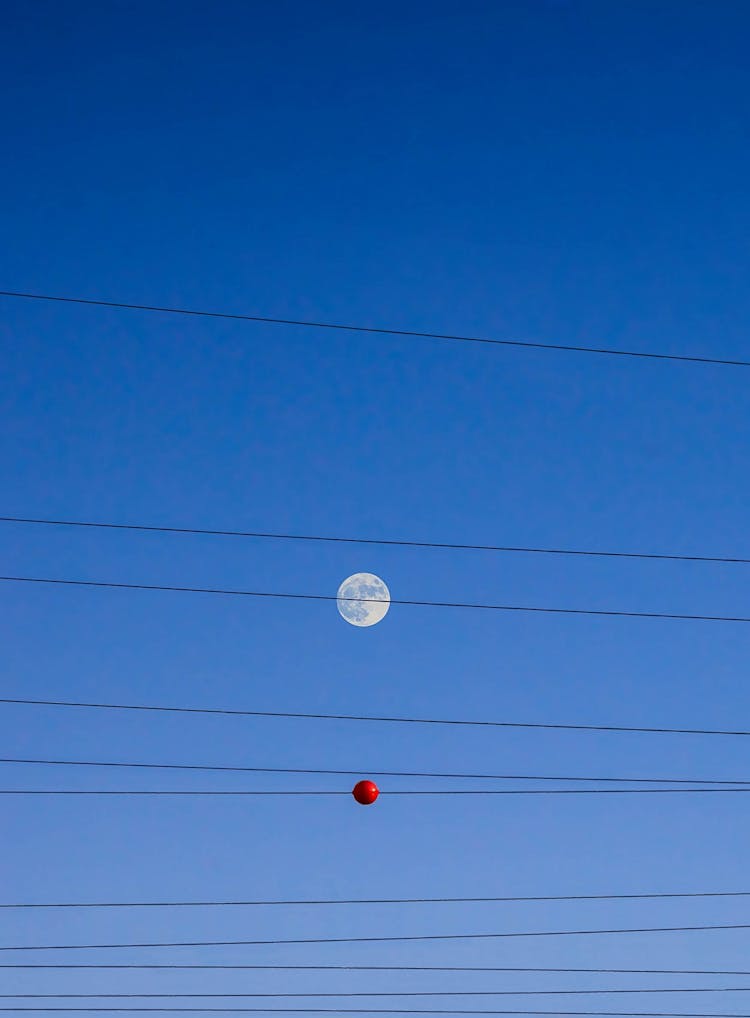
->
<box><xmin>3</xmin><ymin>515</ymin><xmax>749</xmax><ymax>568</ymax></box>
<box><xmin>8</xmin><ymin>1009</ymin><xmax>750</xmax><ymax>1016</ymax></box>
<box><xmin>0</xmin><ymin>790</ymin><xmax>349</xmax><ymax>797</ymax></box>
<box><xmin>11</xmin><ymin>993</ymin><xmax>750</xmax><ymax>1001</ymax></box>
<box><xmin>3</xmin><ymin>695</ymin><xmax>750</xmax><ymax>739</ymax></box>
<box><xmin>2</xmin><ymin>289</ymin><xmax>748</xmax><ymax>368</ymax></box>
<box><xmin>2</xmin><ymin>922</ymin><xmax>748</xmax><ymax>952</ymax></box>
<box><xmin>2</xmin><ymin>756</ymin><xmax>746</xmax><ymax>786</ymax></box>
<box><xmin>4</xmin><ymin>788</ymin><xmax>750</xmax><ymax>796</ymax></box>
<box><xmin>3</xmin><ymin>889</ymin><xmax>749</xmax><ymax>910</ymax></box>
<box><xmin>3</xmin><ymin>575</ymin><xmax>750</xmax><ymax>625</ymax></box>
<box><xmin>5</xmin><ymin>966</ymin><xmax>750</xmax><ymax>975</ymax></box>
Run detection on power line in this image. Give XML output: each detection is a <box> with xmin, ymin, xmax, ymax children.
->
<box><xmin>3</xmin><ymin>515</ymin><xmax>748</xmax><ymax>568</ymax></box>
<box><xmin>3</xmin><ymin>574</ymin><xmax>750</xmax><ymax>625</ymax></box>
<box><xmin>1</xmin><ymin>289</ymin><xmax>748</xmax><ymax>369</ymax></box>
<box><xmin>4</xmin><ymin>788</ymin><xmax>750</xmax><ymax>797</ymax></box>
<box><xmin>7</xmin><ymin>1009</ymin><xmax>750</xmax><ymax>1016</ymax></box>
<box><xmin>3</xmin><ymin>695</ymin><xmax>749</xmax><ymax>740</ymax></box>
<box><xmin>10</xmin><ymin>992</ymin><xmax>750</xmax><ymax>1001</ymax></box>
<box><xmin>0</xmin><ymin>790</ymin><xmax>341</xmax><ymax>797</ymax></box>
<box><xmin>4</xmin><ymin>889</ymin><xmax>749</xmax><ymax>909</ymax></box>
<box><xmin>5</xmin><ymin>966</ymin><xmax>750</xmax><ymax>975</ymax></box>
<box><xmin>2</xmin><ymin>923</ymin><xmax>748</xmax><ymax>952</ymax></box>
<box><xmin>2</xmin><ymin>756</ymin><xmax>746</xmax><ymax>786</ymax></box>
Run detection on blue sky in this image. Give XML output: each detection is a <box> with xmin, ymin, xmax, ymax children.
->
<box><xmin>2</xmin><ymin>0</ymin><xmax>750</xmax><ymax>1008</ymax></box>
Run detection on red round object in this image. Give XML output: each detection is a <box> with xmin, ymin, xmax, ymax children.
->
<box><xmin>352</xmin><ymin>779</ymin><xmax>379</xmax><ymax>805</ymax></box>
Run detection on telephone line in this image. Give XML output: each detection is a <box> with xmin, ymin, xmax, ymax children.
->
<box><xmin>10</xmin><ymin>992</ymin><xmax>750</xmax><ymax>1001</ymax></box>
<box><xmin>5</xmin><ymin>966</ymin><xmax>750</xmax><ymax>975</ymax></box>
<box><xmin>3</xmin><ymin>575</ymin><xmax>750</xmax><ymax>625</ymax></box>
<box><xmin>2</xmin><ymin>922</ymin><xmax>748</xmax><ymax>952</ymax></box>
<box><xmin>3</xmin><ymin>289</ymin><xmax>749</xmax><ymax>368</ymax></box>
<box><xmin>3</xmin><ymin>696</ymin><xmax>749</xmax><ymax>740</ymax></box>
<box><xmin>4</xmin><ymin>788</ymin><xmax>750</xmax><ymax>797</ymax></box>
<box><xmin>4</xmin><ymin>889</ymin><xmax>749</xmax><ymax>909</ymax></box>
<box><xmin>3</xmin><ymin>515</ymin><xmax>748</xmax><ymax>567</ymax></box>
<box><xmin>1</xmin><ymin>756</ymin><xmax>745</xmax><ymax>786</ymax></box>
<box><xmin>8</xmin><ymin>1008</ymin><xmax>750</xmax><ymax>1016</ymax></box>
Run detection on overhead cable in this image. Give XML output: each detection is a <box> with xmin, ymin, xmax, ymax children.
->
<box><xmin>2</xmin><ymin>696</ymin><xmax>749</xmax><ymax>740</ymax></box>
<box><xmin>1</xmin><ymin>289</ymin><xmax>748</xmax><ymax>368</ymax></box>
<box><xmin>4</xmin><ymin>889</ymin><xmax>749</xmax><ymax>909</ymax></box>
<box><xmin>7</xmin><ymin>1008</ymin><xmax>750</xmax><ymax>1016</ymax></box>
<box><xmin>3</xmin><ymin>574</ymin><xmax>750</xmax><ymax>625</ymax></box>
<box><xmin>5</xmin><ymin>966</ymin><xmax>750</xmax><ymax>975</ymax></box>
<box><xmin>2</xmin><ymin>922</ymin><xmax>749</xmax><ymax>952</ymax></box>
<box><xmin>4</xmin><ymin>788</ymin><xmax>750</xmax><ymax>797</ymax></box>
<box><xmin>1</xmin><ymin>756</ymin><xmax>746</xmax><ymax>786</ymax></box>
<box><xmin>9</xmin><ymin>991</ymin><xmax>750</xmax><ymax>1000</ymax></box>
<box><xmin>3</xmin><ymin>515</ymin><xmax>748</xmax><ymax>568</ymax></box>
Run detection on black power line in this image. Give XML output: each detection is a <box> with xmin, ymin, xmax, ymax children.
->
<box><xmin>2</xmin><ymin>695</ymin><xmax>749</xmax><ymax>740</ymax></box>
<box><xmin>3</xmin><ymin>574</ymin><xmax>750</xmax><ymax>625</ymax></box>
<box><xmin>4</xmin><ymin>966</ymin><xmax>750</xmax><ymax>975</ymax></box>
<box><xmin>9</xmin><ymin>992</ymin><xmax>750</xmax><ymax>1000</ymax></box>
<box><xmin>3</xmin><ymin>515</ymin><xmax>749</xmax><ymax>568</ymax></box>
<box><xmin>1</xmin><ymin>756</ymin><xmax>746</xmax><ymax>786</ymax></box>
<box><xmin>2</xmin><ymin>289</ymin><xmax>748</xmax><ymax>368</ymax></box>
<box><xmin>4</xmin><ymin>788</ymin><xmax>750</xmax><ymax>797</ymax></box>
<box><xmin>8</xmin><ymin>1009</ymin><xmax>750</xmax><ymax>1015</ymax></box>
<box><xmin>3</xmin><ymin>889</ymin><xmax>749</xmax><ymax>909</ymax></box>
<box><xmin>2</xmin><ymin>923</ymin><xmax>749</xmax><ymax>953</ymax></box>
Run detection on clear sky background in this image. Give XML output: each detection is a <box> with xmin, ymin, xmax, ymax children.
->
<box><xmin>2</xmin><ymin>0</ymin><xmax>750</xmax><ymax>1009</ymax></box>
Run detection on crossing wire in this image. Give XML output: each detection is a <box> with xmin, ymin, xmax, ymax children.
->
<box><xmin>5</xmin><ymin>788</ymin><xmax>750</xmax><ymax>796</ymax></box>
<box><xmin>3</xmin><ymin>515</ymin><xmax>749</xmax><ymax>568</ymax></box>
<box><xmin>3</xmin><ymin>574</ymin><xmax>750</xmax><ymax>625</ymax></box>
<box><xmin>9</xmin><ymin>1008</ymin><xmax>750</xmax><ymax>1015</ymax></box>
<box><xmin>2</xmin><ymin>289</ymin><xmax>749</xmax><ymax>368</ymax></box>
<box><xmin>9</xmin><ymin>992</ymin><xmax>750</xmax><ymax>1000</ymax></box>
<box><xmin>2</xmin><ymin>696</ymin><xmax>750</xmax><ymax>739</ymax></box>
<box><xmin>2</xmin><ymin>922</ymin><xmax>749</xmax><ymax>952</ymax></box>
<box><xmin>3</xmin><ymin>889</ymin><xmax>749</xmax><ymax>909</ymax></box>
<box><xmin>1</xmin><ymin>756</ymin><xmax>748</xmax><ymax>786</ymax></box>
<box><xmin>4</xmin><ymin>966</ymin><xmax>750</xmax><ymax>975</ymax></box>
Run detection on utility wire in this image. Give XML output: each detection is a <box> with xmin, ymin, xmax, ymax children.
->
<box><xmin>0</xmin><ymin>965</ymin><xmax>749</xmax><ymax>977</ymax></box>
<box><xmin>11</xmin><ymin>993</ymin><xmax>750</xmax><ymax>1001</ymax></box>
<box><xmin>4</xmin><ymin>788</ymin><xmax>750</xmax><ymax>797</ymax></box>
<box><xmin>10</xmin><ymin>1009</ymin><xmax>750</xmax><ymax>1016</ymax></box>
<box><xmin>2</xmin><ymin>923</ymin><xmax>749</xmax><ymax>952</ymax></box>
<box><xmin>3</xmin><ymin>575</ymin><xmax>750</xmax><ymax>625</ymax></box>
<box><xmin>3</xmin><ymin>515</ymin><xmax>748</xmax><ymax>568</ymax></box>
<box><xmin>3</xmin><ymin>696</ymin><xmax>749</xmax><ymax>740</ymax></box>
<box><xmin>2</xmin><ymin>756</ymin><xmax>746</xmax><ymax>786</ymax></box>
<box><xmin>4</xmin><ymin>889</ymin><xmax>749</xmax><ymax>909</ymax></box>
<box><xmin>1</xmin><ymin>289</ymin><xmax>748</xmax><ymax>368</ymax></box>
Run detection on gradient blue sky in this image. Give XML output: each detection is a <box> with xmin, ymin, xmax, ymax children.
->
<box><xmin>2</xmin><ymin>0</ymin><xmax>750</xmax><ymax>1008</ymax></box>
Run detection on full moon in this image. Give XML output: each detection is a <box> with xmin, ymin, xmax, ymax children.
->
<box><xmin>337</xmin><ymin>573</ymin><xmax>390</xmax><ymax>627</ymax></box>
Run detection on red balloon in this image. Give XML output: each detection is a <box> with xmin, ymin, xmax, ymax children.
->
<box><xmin>352</xmin><ymin>779</ymin><xmax>379</xmax><ymax>805</ymax></box>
